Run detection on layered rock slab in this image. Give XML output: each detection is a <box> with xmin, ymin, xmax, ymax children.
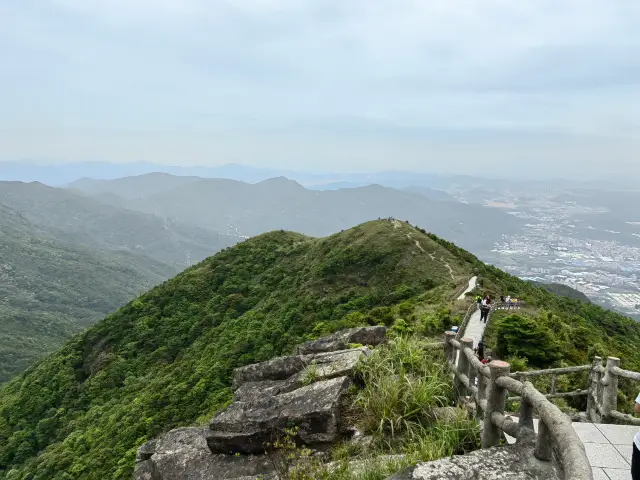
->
<box><xmin>134</xmin><ymin>427</ymin><xmax>276</xmax><ymax>480</ymax></box>
<box><xmin>208</xmin><ymin>375</ymin><xmax>351</xmax><ymax>454</ymax></box>
<box><xmin>296</xmin><ymin>326</ymin><xmax>387</xmax><ymax>355</ymax></box>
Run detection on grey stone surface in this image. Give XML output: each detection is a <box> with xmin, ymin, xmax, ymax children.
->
<box><xmin>571</xmin><ymin>422</ymin><xmax>609</xmax><ymax>443</ymax></box>
<box><xmin>602</xmin><ymin>468</ymin><xmax>632</xmax><ymax>480</ymax></box>
<box><xmin>134</xmin><ymin>427</ymin><xmax>276</xmax><ymax>480</ymax></box>
<box><xmin>233</xmin><ymin>379</ymin><xmax>287</xmax><ymax>402</ymax></box>
<box><xmin>614</xmin><ymin>443</ymin><xmax>633</xmax><ymax>466</ymax></box>
<box><xmin>584</xmin><ymin>443</ymin><xmax>629</xmax><ymax>469</ymax></box>
<box><xmin>296</xmin><ymin>326</ymin><xmax>386</xmax><ymax>355</ymax></box>
<box><xmin>385</xmin><ymin>443</ymin><xmax>561</xmax><ymax>479</ymax></box>
<box><xmin>208</xmin><ymin>376</ymin><xmax>351</xmax><ymax>454</ymax></box>
<box><xmin>232</xmin><ymin>354</ymin><xmax>306</xmax><ymax>389</ymax></box>
<box><xmin>233</xmin><ymin>349</ymin><xmax>366</xmax><ymax>401</ymax></box>
<box><xmin>136</xmin><ymin>439</ymin><xmax>157</xmax><ymax>462</ymax></box>
<box><xmin>592</xmin><ymin>468</ymin><xmax>609</xmax><ymax>480</ymax></box>
<box><xmin>595</xmin><ymin>424</ymin><xmax>639</xmax><ymax>446</ymax></box>
<box><xmin>432</xmin><ymin>406</ymin><xmax>467</xmax><ymax>425</ymax></box>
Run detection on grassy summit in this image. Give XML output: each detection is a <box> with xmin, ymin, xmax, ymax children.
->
<box><xmin>2</xmin><ymin>219</ymin><xmax>640</xmax><ymax>479</ymax></box>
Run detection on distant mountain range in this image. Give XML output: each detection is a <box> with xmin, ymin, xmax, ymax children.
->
<box><xmin>69</xmin><ymin>173</ymin><xmax>525</xmax><ymax>251</ymax></box>
<box><xmin>0</xmin><ymin>181</ymin><xmax>239</xmax><ymax>268</ymax></box>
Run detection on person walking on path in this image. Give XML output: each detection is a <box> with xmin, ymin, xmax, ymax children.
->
<box><xmin>477</xmin><ymin>341</ymin><xmax>484</xmax><ymax>361</ymax></box>
<box><xmin>480</xmin><ymin>296</ymin><xmax>491</xmax><ymax>323</ymax></box>
<box><xmin>632</xmin><ymin>393</ymin><xmax>640</xmax><ymax>479</ymax></box>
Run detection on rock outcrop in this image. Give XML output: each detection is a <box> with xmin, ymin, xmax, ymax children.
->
<box><xmin>386</xmin><ymin>443</ymin><xmax>561</xmax><ymax>480</ymax></box>
<box><xmin>296</xmin><ymin>326</ymin><xmax>387</xmax><ymax>355</ymax></box>
<box><xmin>134</xmin><ymin>326</ymin><xmax>386</xmax><ymax>479</ymax></box>
<box><xmin>208</xmin><ymin>376</ymin><xmax>351</xmax><ymax>454</ymax></box>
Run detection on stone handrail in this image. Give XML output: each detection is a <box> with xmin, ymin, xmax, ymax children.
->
<box><xmin>455</xmin><ymin>302</ymin><xmax>478</xmax><ymax>340</ymax></box>
<box><xmin>493</xmin><ymin>301</ymin><xmax>526</xmax><ymax>310</ymax></box>
<box><xmin>507</xmin><ymin>365</ymin><xmax>592</xmax><ymax>402</ymax></box>
<box><xmin>444</xmin><ymin>332</ymin><xmax>593</xmax><ymax>480</ymax></box>
<box><xmin>587</xmin><ymin>356</ymin><xmax>640</xmax><ymax>425</ymax></box>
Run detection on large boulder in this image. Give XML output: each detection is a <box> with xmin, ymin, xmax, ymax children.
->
<box><xmin>208</xmin><ymin>376</ymin><xmax>352</xmax><ymax>454</ymax></box>
<box><xmin>232</xmin><ymin>355</ymin><xmax>306</xmax><ymax>390</ymax></box>
<box><xmin>134</xmin><ymin>427</ymin><xmax>276</xmax><ymax>480</ymax></box>
<box><xmin>232</xmin><ymin>347</ymin><xmax>370</xmax><ymax>398</ymax></box>
<box><xmin>296</xmin><ymin>326</ymin><xmax>387</xmax><ymax>355</ymax></box>
<box><xmin>385</xmin><ymin>443</ymin><xmax>561</xmax><ymax>480</ymax></box>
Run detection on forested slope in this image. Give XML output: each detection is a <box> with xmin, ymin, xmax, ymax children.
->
<box><xmin>2</xmin><ymin>220</ymin><xmax>640</xmax><ymax>479</ymax></box>
<box><xmin>0</xmin><ymin>204</ymin><xmax>174</xmax><ymax>382</ymax></box>
<box><xmin>0</xmin><ymin>220</ymin><xmax>473</xmax><ymax>479</ymax></box>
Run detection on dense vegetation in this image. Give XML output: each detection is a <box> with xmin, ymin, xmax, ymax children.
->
<box><xmin>0</xmin><ymin>220</ymin><xmax>472</xmax><ymax>479</ymax></box>
<box><xmin>0</xmin><ymin>181</ymin><xmax>239</xmax><ymax>381</ymax></box>
<box><xmin>2</xmin><ymin>219</ymin><xmax>640</xmax><ymax>479</ymax></box>
<box><xmin>0</xmin><ymin>204</ymin><xmax>174</xmax><ymax>382</ymax></box>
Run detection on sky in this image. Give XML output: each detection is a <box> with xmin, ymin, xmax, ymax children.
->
<box><xmin>0</xmin><ymin>0</ymin><xmax>639</xmax><ymax>179</ymax></box>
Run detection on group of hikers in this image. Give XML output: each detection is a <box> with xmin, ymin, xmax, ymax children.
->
<box><xmin>475</xmin><ymin>294</ymin><xmax>522</xmax><ymax>319</ymax></box>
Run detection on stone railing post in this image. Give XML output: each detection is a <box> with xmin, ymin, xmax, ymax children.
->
<box><xmin>586</xmin><ymin>356</ymin><xmax>602</xmax><ymax>422</ymax></box>
<box><xmin>534</xmin><ymin>419</ymin><xmax>552</xmax><ymax>461</ymax></box>
<box><xmin>601</xmin><ymin>356</ymin><xmax>620</xmax><ymax>423</ymax></box>
<box><xmin>444</xmin><ymin>331</ymin><xmax>456</xmax><ymax>367</ymax></box>
<box><xmin>482</xmin><ymin>360</ymin><xmax>511</xmax><ymax>448</ymax></box>
<box><xmin>456</xmin><ymin>338</ymin><xmax>473</xmax><ymax>398</ymax></box>
<box><xmin>476</xmin><ymin>373</ymin><xmax>487</xmax><ymax>420</ymax></box>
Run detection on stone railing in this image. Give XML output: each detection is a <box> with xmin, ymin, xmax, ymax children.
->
<box><xmin>587</xmin><ymin>356</ymin><xmax>640</xmax><ymax>425</ymax></box>
<box><xmin>455</xmin><ymin>302</ymin><xmax>478</xmax><ymax>340</ymax></box>
<box><xmin>444</xmin><ymin>332</ymin><xmax>593</xmax><ymax>480</ymax></box>
<box><xmin>507</xmin><ymin>364</ymin><xmax>591</xmax><ymax>403</ymax></box>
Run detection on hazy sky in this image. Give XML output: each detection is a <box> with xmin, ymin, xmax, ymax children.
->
<box><xmin>1</xmin><ymin>1</ymin><xmax>639</xmax><ymax>178</ymax></box>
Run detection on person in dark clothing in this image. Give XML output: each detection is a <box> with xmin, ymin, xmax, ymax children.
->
<box><xmin>480</xmin><ymin>295</ymin><xmax>491</xmax><ymax>323</ymax></box>
<box><xmin>632</xmin><ymin>393</ymin><xmax>640</xmax><ymax>479</ymax></box>
<box><xmin>477</xmin><ymin>341</ymin><xmax>484</xmax><ymax>360</ymax></box>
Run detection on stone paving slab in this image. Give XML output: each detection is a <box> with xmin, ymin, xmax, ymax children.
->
<box><xmin>592</xmin><ymin>468</ymin><xmax>609</xmax><ymax>480</ymax></box>
<box><xmin>613</xmin><ymin>443</ymin><xmax>632</xmax><ymax>466</ymax></box>
<box><xmin>463</xmin><ymin>309</ymin><xmax>485</xmax><ymax>348</ymax></box>
<box><xmin>584</xmin><ymin>443</ymin><xmax>629</xmax><ymax>469</ymax></box>
<box><xmin>457</xmin><ymin>276</ymin><xmax>477</xmax><ymax>301</ymax></box>
<box><xmin>571</xmin><ymin>422</ymin><xmax>609</xmax><ymax>443</ymax></box>
<box><xmin>601</xmin><ymin>468</ymin><xmax>631</xmax><ymax>480</ymax></box>
<box><xmin>595</xmin><ymin>424</ymin><xmax>638</xmax><ymax>446</ymax></box>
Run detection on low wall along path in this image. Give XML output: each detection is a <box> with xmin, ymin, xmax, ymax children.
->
<box><xmin>446</xmin><ymin>276</ymin><xmax>638</xmax><ymax>480</ymax></box>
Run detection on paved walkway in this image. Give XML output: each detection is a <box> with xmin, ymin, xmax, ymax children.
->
<box><xmin>505</xmin><ymin>418</ymin><xmax>635</xmax><ymax>479</ymax></box>
<box><xmin>463</xmin><ymin>307</ymin><xmax>486</xmax><ymax>349</ymax></box>
<box><xmin>457</xmin><ymin>276</ymin><xmax>478</xmax><ymax>300</ymax></box>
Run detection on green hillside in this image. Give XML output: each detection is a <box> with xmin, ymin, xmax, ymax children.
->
<box><xmin>2</xmin><ymin>220</ymin><xmax>640</xmax><ymax>479</ymax></box>
<box><xmin>0</xmin><ymin>204</ymin><xmax>176</xmax><ymax>382</ymax></box>
<box><xmin>0</xmin><ymin>220</ymin><xmax>473</xmax><ymax>479</ymax></box>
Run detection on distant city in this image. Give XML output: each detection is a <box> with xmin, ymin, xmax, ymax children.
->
<box><xmin>474</xmin><ymin>192</ymin><xmax>640</xmax><ymax>319</ymax></box>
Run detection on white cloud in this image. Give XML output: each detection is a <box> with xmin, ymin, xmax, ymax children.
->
<box><xmin>0</xmin><ymin>0</ymin><xmax>639</xmax><ymax>177</ymax></box>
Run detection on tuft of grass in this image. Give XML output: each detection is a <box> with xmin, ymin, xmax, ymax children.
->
<box><xmin>301</xmin><ymin>362</ymin><xmax>320</xmax><ymax>386</ymax></box>
<box><xmin>354</xmin><ymin>336</ymin><xmax>452</xmax><ymax>437</ymax></box>
<box><xmin>269</xmin><ymin>335</ymin><xmax>480</xmax><ymax>480</ymax></box>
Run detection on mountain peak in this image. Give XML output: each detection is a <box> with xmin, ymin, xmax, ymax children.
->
<box><xmin>256</xmin><ymin>176</ymin><xmax>304</xmax><ymax>189</ymax></box>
